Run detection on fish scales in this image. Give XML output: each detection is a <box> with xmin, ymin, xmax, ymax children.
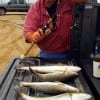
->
<box><xmin>31</xmin><ymin>70</ymin><xmax>78</xmax><ymax>81</ymax></box>
<box><xmin>16</xmin><ymin>81</ymin><xmax>80</xmax><ymax>94</ymax></box>
<box><xmin>19</xmin><ymin>92</ymin><xmax>91</xmax><ymax>100</ymax></box>
<box><xmin>17</xmin><ymin>66</ymin><xmax>81</xmax><ymax>73</ymax></box>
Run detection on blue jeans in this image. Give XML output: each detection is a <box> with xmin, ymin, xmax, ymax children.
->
<box><xmin>40</xmin><ymin>50</ymin><xmax>70</xmax><ymax>59</ymax></box>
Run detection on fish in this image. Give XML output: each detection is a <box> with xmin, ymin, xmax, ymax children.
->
<box><xmin>17</xmin><ymin>65</ymin><xmax>81</xmax><ymax>73</ymax></box>
<box><xmin>30</xmin><ymin>69</ymin><xmax>78</xmax><ymax>81</ymax></box>
<box><xmin>15</xmin><ymin>81</ymin><xmax>80</xmax><ymax>94</ymax></box>
<box><xmin>18</xmin><ymin>92</ymin><xmax>91</xmax><ymax>100</ymax></box>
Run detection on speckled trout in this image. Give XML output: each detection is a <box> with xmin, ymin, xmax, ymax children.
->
<box><xmin>17</xmin><ymin>66</ymin><xmax>81</xmax><ymax>73</ymax></box>
<box><xmin>31</xmin><ymin>70</ymin><xmax>78</xmax><ymax>81</ymax></box>
<box><xmin>19</xmin><ymin>92</ymin><xmax>91</xmax><ymax>100</ymax></box>
<box><xmin>16</xmin><ymin>81</ymin><xmax>80</xmax><ymax>94</ymax></box>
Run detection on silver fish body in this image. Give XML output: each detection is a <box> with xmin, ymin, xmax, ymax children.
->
<box><xmin>19</xmin><ymin>92</ymin><xmax>91</xmax><ymax>100</ymax></box>
<box><xmin>31</xmin><ymin>70</ymin><xmax>78</xmax><ymax>81</ymax></box>
<box><xmin>17</xmin><ymin>66</ymin><xmax>81</xmax><ymax>73</ymax></box>
<box><xmin>17</xmin><ymin>81</ymin><xmax>80</xmax><ymax>94</ymax></box>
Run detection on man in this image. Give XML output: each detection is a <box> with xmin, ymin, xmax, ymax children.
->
<box><xmin>24</xmin><ymin>0</ymin><xmax>88</xmax><ymax>59</ymax></box>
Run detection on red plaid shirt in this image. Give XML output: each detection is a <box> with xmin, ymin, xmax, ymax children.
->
<box><xmin>24</xmin><ymin>0</ymin><xmax>75</xmax><ymax>53</ymax></box>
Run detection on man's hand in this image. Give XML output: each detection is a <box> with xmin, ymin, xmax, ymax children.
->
<box><xmin>32</xmin><ymin>28</ymin><xmax>45</xmax><ymax>43</ymax></box>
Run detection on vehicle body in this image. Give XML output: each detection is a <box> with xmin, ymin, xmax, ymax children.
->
<box><xmin>0</xmin><ymin>0</ymin><xmax>35</xmax><ymax>15</ymax></box>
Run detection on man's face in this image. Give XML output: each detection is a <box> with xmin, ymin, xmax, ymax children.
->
<box><xmin>44</xmin><ymin>0</ymin><xmax>57</xmax><ymax>8</ymax></box>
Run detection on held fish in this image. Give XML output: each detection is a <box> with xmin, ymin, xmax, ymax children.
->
<box><xmin>31</xmin><ymin>70</ymin><xmax>78</xmax><ymax>81</ymax></box>
<box><xmin>17</xmin><ymin>65</ymin><xmax>81</xmax><ymax>73</ymax></box>
<box><xmin>16</xmin><ymin>81</ymin><xmax>80</xmax><ymax>94</ymax></box>
<box><xmin>19</xmin><ymin>92</ymin><xmax>91</xmax><ymax>100</ymax></box>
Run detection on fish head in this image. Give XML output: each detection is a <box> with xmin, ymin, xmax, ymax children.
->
<box><xmin>67</xmin><ymin>66</ymin><xmax>81</xmax><ymax>72</ymax></box>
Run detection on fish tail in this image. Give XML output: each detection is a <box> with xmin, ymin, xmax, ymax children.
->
<box><xmin>14</xmin><ymin>85</ymin><xmax>31</xmax><ymax>100</ymax></box>
<box><xmin>29</xmin><ymin>66</ymin><xmax>38</xmax><ymax>77</ymax></box>
<box><xmin>30</xmin><ymin>69</ymin><xmax>39</xmax><ymax>78</ymax></box>
<box><xmin>18</xmin><ymin>91</ymin><xmax>29</xmax><ymax>100</ymax></box>
<box><xmin>29</xmin><ymin>67</ymin><xmax>43</xmax><ymax>81</ymax></box>
<box><xmin>14</xmin><ymin>81</ymin><xmax>26</xmax><ymax>91</ymax></box>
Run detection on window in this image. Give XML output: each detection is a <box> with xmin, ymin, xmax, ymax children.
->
<box><xmin>18</xmin><ymin>0</ymin><xmax>24</xmax><ymax>4</ymax></box>
<box><xmin>11</xmin><ymin>0</ymin><xmax>17</xmax><ymax>4</ymax></box>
